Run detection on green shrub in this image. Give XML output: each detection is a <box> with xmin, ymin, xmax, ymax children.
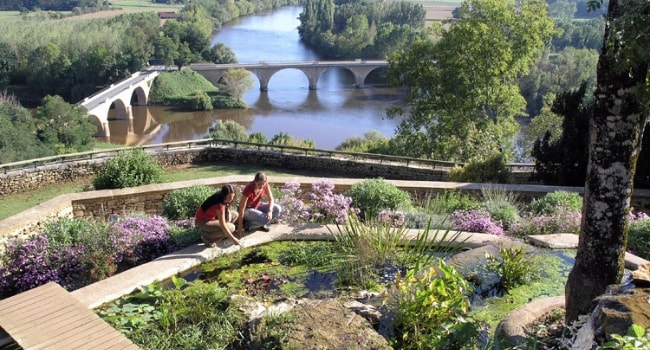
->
<box><xmin>270</xmin><ymin>132</ymin><xmax>316</xmax><ymax>148</ymax></box>
<box><xmin>485</xmin><ymin>246</ymin><xmax>539</xmax><ymax>291</ymax></box>
<box><xmin>629</xmin><ymin>219</ymin><xmax>650</xmax><ymax>260</ymax></box>
<box><xmin>418</xmin><ymin>190</ymin><xmax>480</xmax><ymax>215</ymax></box>
<box><xmin>208</xmin><ymin>120</ymin><xmax>248</xmax><ymax>142</ymax></box>
<box><xmin>248</xmin><ymin>132</ymin><xmax>269</xmax><ymax>144</ymax></box>
<box><xmin>448</xmin><ymin>154</ymin><xmax>513</xmax><ymax>184</ymax></box>
<box><xmin>601</xmin><ymin>324</ymin><xmax>650</xmax><ymax>350</ymax></box>
<box><xmin>162</xmin><ymin>185</ymin><xmax>216</xmax><ymax>220</ymax></box>
<box><xmin>191</xmin><ymin>90</ymin><xmax>213</xmax><ymax>110</ymax></box>
<box><xmin>391</xmin><ymin>260</ymin><xmax>474</xmax><ymax>350</ymax></box>
<box><xmin>149</xmin><ymin>70</ymin><xmax>219</xmax><ymax>105</ymax></box>
<box><xmin>211</xmin><ymin>94</ymin><xmax>247</xmax><ymax>109</ymax></box>
<box><xmin>344</xmin><ymin>178</ymin><xmax>411</xmax><ymax>220</ymax></box>
<box><xmin>92</xmin><ymin>149</ymin><xmax>163</xmax><ymax>190</ymax></box>
<box><xmin>480</xmin><ymin>187</ymin><xmax>521</xmax><ymax>230</ymax></box>
<box><xmin>167</xmin><ymin>221</ymin><xmax>203</xmax><ymax>248</ymax></box>
<box><xmin>528</xmin><ymin>190</ymin><xmax>582</xmax><ymax>215</ymax></box>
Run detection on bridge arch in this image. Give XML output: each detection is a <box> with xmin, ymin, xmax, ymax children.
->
<box><xmin>81</xmin><ymin>70</ymin><xmax>160</xmax><ymax>138</ymax></box>
<box><xmin>190</xmin><ymin>60</ymin><xmax>388</xmax><ymax>92</ymax></box>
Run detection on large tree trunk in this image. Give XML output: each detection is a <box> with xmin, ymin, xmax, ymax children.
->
<box><xmin>564</xmin><ymin>0</ymin><xmax>649</xmax><ymax>323</ymax></box>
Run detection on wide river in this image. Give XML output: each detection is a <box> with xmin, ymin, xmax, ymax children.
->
<box><xmin>105</xmin><ymin>6</ymin><xmax>405</xmax><ymax>150</ymax></box>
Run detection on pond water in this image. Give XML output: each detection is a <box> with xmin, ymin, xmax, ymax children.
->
<box><xmin>170</xmin><ymin>241</ymin><xmax>576</xmax><ymax>307</ymax></box>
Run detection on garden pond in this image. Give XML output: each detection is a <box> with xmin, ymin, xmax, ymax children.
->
<box><xmin>97</xmin><ymin>238</ymin><xmax>577</xmax><ymax>349</ymax></box>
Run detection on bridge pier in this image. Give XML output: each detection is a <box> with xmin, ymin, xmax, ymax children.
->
<box><xmin>96</xmin><ymin>122</ymin><xmax>110</xmax><ymax>137</ymax></box>
<box><xmin>114</xmin><ymin>106</ymin><xmax>133</xmax><ymax>120</ymax></box>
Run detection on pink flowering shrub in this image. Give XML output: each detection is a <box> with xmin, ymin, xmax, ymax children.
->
<box><xmin>277</xmin><ymin>181</ymin><xmax>312</xmax><ymax>224</ymax></box>
<box><xmin>377</xmin><ymin>209</ymin><xmax>407</xmax><ymax>228</ymax></box>
<box><xmin>507</xmin><ymin>207</ymin><xmax>581</xmax><ymax>237</ymax></box>
<box><xmin>278</xmin><ymin>179</ymin><xmax>353</xmax><ymax>225</ymax></box>
<box><xmin>450</xmin><ymin>209</ymin><xmax>505</xmax><ymax>236</ymax></box>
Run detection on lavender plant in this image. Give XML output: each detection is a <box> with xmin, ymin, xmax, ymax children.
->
<box><xmin>377</xmin><ymin>209</ymin><xmax>407</xmax><ymax>228</ymax></box>
<box><xmin>450</xmin><ymin>209</ymin><xmax>505</xmax><ymax>236</ymax></box>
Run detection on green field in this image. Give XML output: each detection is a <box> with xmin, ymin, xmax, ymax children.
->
<box><xmin>0</xmin><ymin>1</ymin><xmax>455</xmax><ymax>23</ymax></box>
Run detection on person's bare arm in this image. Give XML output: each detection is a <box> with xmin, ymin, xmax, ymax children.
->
<box><xmin>220</xmin><ymin>208</ymin><xmax>240</xmax><ymax>245</ymax></box>
<box><xmin>265</xmin><ymin>185</ymin><xmax>274</xmax><ymax>221</ymax></box>
<box><xmin>237</xmin><ymin>196</ymin><xmax>248</xmax><ymax>237</ymax></box>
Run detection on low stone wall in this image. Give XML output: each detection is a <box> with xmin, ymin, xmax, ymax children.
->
<box><xmin>0</xmin><ymin>146</ymin><xmax>538</xmax><ymax>196</ymax></box>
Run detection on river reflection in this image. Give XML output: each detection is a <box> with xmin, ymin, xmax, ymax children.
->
<box><xmin>103</xmin><ymin>7</ymin><xmax>405</xmax><ymax>150</ymax></box>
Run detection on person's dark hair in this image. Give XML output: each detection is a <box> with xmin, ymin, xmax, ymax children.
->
<box><xmin>200</xmin><ymin>184</ymin><xmax>236</xmax><ymax>211</ymax></box>
<box><xmin>254</xmin><ymin>171</ymin><xmax>267</xmax><ymax>183</ymax></box>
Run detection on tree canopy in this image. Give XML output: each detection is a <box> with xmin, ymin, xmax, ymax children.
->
<box><xmin>0</xmin><ymin>93</ymin><xmax>95</xmax><ymax>163</ymax></box>
<box><xmin>386</xmin><ymin>0</ymin><xmax>555</xmax><ymax>162</ymax></box>
<box><xmin>298</xmin><ymin>0</ymin><xmax>426</xmax><ymax>59</ymax></box>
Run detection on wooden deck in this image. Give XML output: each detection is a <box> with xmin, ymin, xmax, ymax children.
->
<box><xmin>0</xmin><ymin>282</ymin><xmax>139</xmax><ymax>349</ymax></box>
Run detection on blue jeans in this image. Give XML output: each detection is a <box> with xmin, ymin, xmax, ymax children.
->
<box><xmin>244</xmin><ymin>203</ymin><xmax>281</xmax><ymax>230</ymax></box>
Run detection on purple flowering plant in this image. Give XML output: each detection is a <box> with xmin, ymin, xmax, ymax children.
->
<box><xmin>278</xmin><ymin>179</ymin><xmax>354</xmax><ymax>225</ymax></box>
<box><xmin>0</xmin><ymin>235</ymin><xmax>85</xmax><ymax>297</ymax></box>
<box><xmin>377</xmin><ymin>209</ymin><xmax>407</xmax><ymax>228</ymax></box>
<box><xmin>508</xmin><ymin>207</ymin><xmax>581</xmax><ymax>237</ymax></box>
<box><xmin>0</xmin><ymin>214</ymin><xmax>178</xmax><ymax>299</ymax></box>
<box><xmin>449</xmin><ymin>209</ymin><xmax>505</xmax><ymax>236</ymax></box>
<box><xmin>110</xmin><ymin>215</ymin><xmax>176</xmax><ymax>269</ymax></box>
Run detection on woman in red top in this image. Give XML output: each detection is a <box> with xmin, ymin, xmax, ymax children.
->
<box><xmin>237</xmin><ymin>172</ymin><xmax>282</xmax><ymax>236</ymax></box>
<box><xmin>195</xmin><ymin>184</ymin><xmax>240</xmax><ymax>247</ymax></box>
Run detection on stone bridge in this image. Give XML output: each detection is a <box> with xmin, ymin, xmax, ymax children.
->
<box><xmin>189</xmin><ymin>60</ymin><xmax>388</xmax><ymax>91</ymax></box>
<box><xmin>79</xmin><ymin>61</ymin><xmax>388</xmax><ymax>138</ymax></box>
<box><xmin>80</xmin><ymin>69</ymin><xmax>160</xmax><ymax>137</ymax></box>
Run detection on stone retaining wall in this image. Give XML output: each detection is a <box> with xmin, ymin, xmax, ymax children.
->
<box><xmin>4</xmin><ymin>146</ymin><xmax>650</xmax><ymax>247</ymax></box>
<box><xmin>0</xmin><ymin>146</ymin><xmax>537</xmax><ymax>196</ymax></box>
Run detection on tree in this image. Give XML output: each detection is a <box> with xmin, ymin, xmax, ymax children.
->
<box><xmin>208</xmin><ymin>120</ymin><xmax>248</xmax><ymax>142</ymax></box>
<box><xmin>0</xmin><ymin>93</ymin><xmax>52</xmax><ymax>163</ymax></box>
<box><xmin>387</xmin><ymin>0</ymin><xmax>555</xmax><ymax>162</ymax></box>
<box><xmin>32</xmin><ymin>95</ymin><xmax>96</xmax><ymax>154</ymax></box>
<box><xmin>219</xmin><ymin>68</ymin><xmax>254</xmax><ymax>100</ymax></box>
<box><xmin>530</xmin><ymin>84</ymin><xmax>591</xmax><ymax>185</ymax></box>
<box><xmin>0</xmin><ymin>42</ymin><xmax>17</xmax><ymax>90</ymax></box>
<box><xmin>203</xmin><ymin>42</ymin><xmax>238</xmax><ymax>64</ymax></box>
<box><xmin>565</xmin><ymin>0</ymin><xmax>650</xmax><ymax>322</ymax></box>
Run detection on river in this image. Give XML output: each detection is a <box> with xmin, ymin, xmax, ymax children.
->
<box><xmin>105</xmin><ymin>6</ymin><xmax>405</xmax><ymax>150</ymax></box>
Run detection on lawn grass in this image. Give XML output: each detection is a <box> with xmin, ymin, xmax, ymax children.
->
<box><xmin>0</xmin><ymin>11</ymin><xmax>23</xmax><ymax>23</ymax></box>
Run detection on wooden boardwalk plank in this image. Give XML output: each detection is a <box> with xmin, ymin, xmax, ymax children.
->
<box><xmin>0</xmin><ymin>283</ymin><xmax>139</xmax><ymax>349</ymax></box>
